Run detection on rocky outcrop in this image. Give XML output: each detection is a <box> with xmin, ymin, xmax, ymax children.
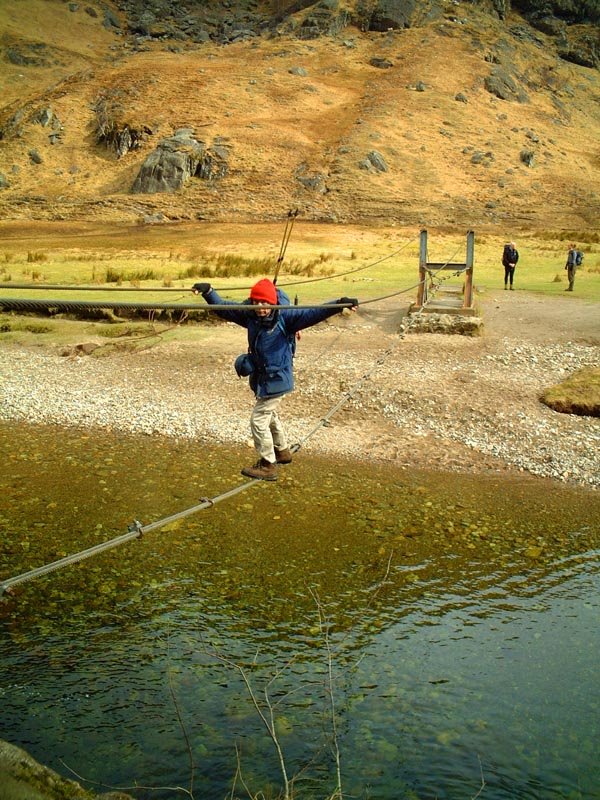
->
<box><xmin>99</xmin><ymin>0</ymin><xmax>600</xmax><ymax>60</ymax></box>
<box><xmin>295</xmin><ymin>162</ymin><xmax>328</xmax><ymax>192</ymax></box>
<box><xmin>515</xmin><ymin>1</ymin><xmax>600</xmax><ymax>68</ymax></box>
<box><xmin>359</xmin><ymin>0</ymin><xmax>444</xmax><ymax>31</ymax></box>
<box><xmin>91</xmin><ymin>89</ymin><xmax>152</xmax><ymax>158</ymax></box>
<box><xmin>370</xmin><ymin>56</ymin><xmax>394</xmax><ymax>69</ymax></box>
<box><xmin>114</xmin><ymin>0</ymin><xmax>269</xmax><ymax>44</ymax></box>
<box><xmin>484</xmin><ymin>67</ymin><xmax>529</xmax><ymax>102</ymax></box>
<box><xmin>111</xmin><ymin>125</ymin><xmax>150</xmax><ymax>158</ymax></box>
<box><xmin>295</xmin><ymin>5</ymin><xmax>351</xmax><ymax>39</ymax></box>
<box><xmin>195</xmin><ymin>138</ymin><xmax>230</xmax><ymax>181</ymax></box>
<box><xmin>558</xmin><ymin>39</ymin><xmax>599</xmax><ymax>69</ymax></box>
<box><xmin>0</xmin><ymin>104</ymin><xmax>62</xmax><ymax>142</ymax></box>
<box><xmin>132</xmin><ymin>129</ymin><xmax>205</xmax><ymax>193</ymax></box>
<box><xmin>5</xmin><ymin>43</ymin><xmax>52</xmax><ymax>67</ymax></box>
<box><xmin>131</xmin><ymin>130</ymin><xmax>230</xmax><ymax>193</ymax></box>
<box><xmin>359</xmin><ymin>150</ymin><xmax>388</xmax><ymax>172</ymax></box>
<box><xmin>0</xmin><ymin>738</ymin><xmax>134</xmax><ymax>800</ymax></box>
<box><xmin>512</xmin><ymin>0</ymin><xmax>600</xmax><ymax>25</ymax></box>
<box><xmin>112</xmin><ymin>0</ymin><xmax>447</xmax><ymax>41</ymax></box>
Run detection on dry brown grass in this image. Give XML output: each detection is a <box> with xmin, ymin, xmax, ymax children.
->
<box><xmin>0</xmin><ymin>2</ymin><xmax>598</xmax><ymax>233</ymax></box>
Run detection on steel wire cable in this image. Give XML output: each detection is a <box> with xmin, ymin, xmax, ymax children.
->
<box><xmin>0</xmin><ymin>298</ymin><xmax>360</xmax><ymax>313</ymax></box>
<box><xmin>0</xmin><ymin>484</ymin><xmax>259</xmax><ymax>596</ymax></box>
<box><xmin>273</xmin><ymin>208</ymin><xmax>298</xmax><ymax>285</ymax></box>
<box><xmin>0</xmin><ymin>282</ymin><xmax>189</xmax><ymax>292</ymax></box>
<box><xmin>0</xmin><ymin>253</ymin><xmax>465</xmax><ymax>315</ymax></box>
<box><xmin>270</xmin><ymin>231</ymin><xmax>420</xmax><ymax>290</ymax></box>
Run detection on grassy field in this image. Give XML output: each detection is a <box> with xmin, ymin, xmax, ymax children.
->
<box><xmin>0</xmin><ymin>223</ymin><xmax>599</xmax><ymax>305</ymax></box>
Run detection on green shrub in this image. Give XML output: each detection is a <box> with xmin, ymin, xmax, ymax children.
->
<box><xmin>127</xmin><ymin>268</ymin><xmax>159</xmax><ymax>282</ymax></box>
<box><xmin>105</xmin><ymin>267</ymin><xmax>123</xmax><ymax>284</ymax></box>
<box><xmin>178</xmin><ymin>264</ymin><xmax>214</xmax><ymax>279</ymax></box>
<box><xmin>27</xmin><ymin>251</ymin><xmax>48</xmax><ymax>263</ymax></box>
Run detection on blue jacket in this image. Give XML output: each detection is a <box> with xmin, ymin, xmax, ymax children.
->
<box><xmin>203</xmin><ymin>287</ymin><xmax>342</xmax><ymax>398</ymax></box>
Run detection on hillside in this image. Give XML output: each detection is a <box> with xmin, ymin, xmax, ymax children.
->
<box><xmin>0</xmin><ymin>0</ymin><xmax>599</xmax><ymax>230</ymax></box>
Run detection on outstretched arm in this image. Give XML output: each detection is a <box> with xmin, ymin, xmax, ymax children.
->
<box><xmin>192</xmin><ymin>283</ymin><xmax>251</xmax><ymax>328</ymax></box>
<box><xmin>282</xmin><ymin>297</ymin><xmax>358</xmax><ymax>334</ymax></box>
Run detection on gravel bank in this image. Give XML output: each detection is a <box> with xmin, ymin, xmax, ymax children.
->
<box><xmin>1</xmin><ymin>293</ymin><xmax>598</xmax><ymax>489</ymax></box>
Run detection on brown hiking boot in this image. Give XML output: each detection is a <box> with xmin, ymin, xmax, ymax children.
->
<box><xmin>275</xmin><ymin>448</ymin><xmax>293</xmax><ymax>465</ymax></box>
<box><xmin>241</xmin><ymin>458</ymin><xmax>277</xmax><ymax>481</ymax></box>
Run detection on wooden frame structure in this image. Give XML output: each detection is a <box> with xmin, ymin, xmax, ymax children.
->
<box><xmin>414</xmin><ymin>229</ymin><xmax>475</xmax><ymax>314</ymax></box>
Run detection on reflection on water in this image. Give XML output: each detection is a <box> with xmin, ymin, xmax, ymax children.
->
<box><xmin>0</xmin><ymin>420</ymin><xmax>599</xmax><ymax>799</ymax></box>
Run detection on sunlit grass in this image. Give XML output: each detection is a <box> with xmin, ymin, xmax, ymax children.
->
<box><xmin>0</xmin><ymin>224</ymin><xmax>598</xmax><ymax>304</ymax></box>
<box><xmin>0</xmin><ymin>312</ymin><xmax>186</xmax><ymax>349</ymax></box>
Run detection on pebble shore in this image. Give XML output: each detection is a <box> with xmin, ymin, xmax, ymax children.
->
<box><xmin>1</xmin><ymin>319</ymin><xmax>598</xmax><ymax>489</ymax></box>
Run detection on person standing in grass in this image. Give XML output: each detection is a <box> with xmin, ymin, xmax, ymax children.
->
<box><xmin>192</xmin><ymin>278</ymin><xmax>358</xmax><ymax>481</ymax></box>
<box><xmin>502</xmin><ymin>241</ymin><xmax>519</xmax><ymax>290</ymax></box>
<box><xmin>565</xmin><ymin>243</ymin><xmax>583</xmax><ymax>292</ymax></box>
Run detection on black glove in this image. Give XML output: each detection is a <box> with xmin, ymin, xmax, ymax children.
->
<box><xmin>338</xmin><ymin>297</ymin><xmax>358</xmax><ymax>308</ymax></box>
<box><xmin>192</xmin><ymin>282</ymin><xmax>211</xmax><ymax>296</ymax></box>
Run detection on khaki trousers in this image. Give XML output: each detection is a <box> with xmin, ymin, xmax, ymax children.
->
<box><xmin>250</xmin><ymin>395</ymin><xmax>288</xmax><ymax>463</ymax></box>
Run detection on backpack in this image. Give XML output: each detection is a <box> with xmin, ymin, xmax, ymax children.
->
<box><xmin>503</xmin><ymin>244</ymin><xmax>516</xmax><ymax>266</ymax></box>
<box><xmin>276</xmin><ymin>287</ymin><xmax>297</xmax><ymax>357</ymax></box>
<box><xmin>575</xmin><ymin>250</ymin><xmax>584</xmax><ymax>267</ymax></box>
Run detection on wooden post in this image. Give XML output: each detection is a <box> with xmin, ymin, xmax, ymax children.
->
<box><xmin>416</xmin><ymin>229</ymin><xmax>428</xmax><ymax>308</ymax></box>
<box><xmin>463</xmin><ymin>230</ymin><xmax>474</xmax><ymax>309</ymax></box>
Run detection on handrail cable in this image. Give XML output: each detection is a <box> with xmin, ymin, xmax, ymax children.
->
<box><xmin>0</xmin><ymin>239</ymin><xmax>458</xmax><ymax>315</ymax></box>
<box><xmin>0</xmin><ymin>276</ymin><xmax>448</xmax><ymax>314</ymax></box>
<box><xmin>0</xmin><ymin>299</ymin><xmax>359</xmax><ymax>313</ymax></box>
<box><xmin>273</xmin><ymin>208</ymin><xmax>298</xmax><ymax>285</ymax></box>
<box><xmin>0</xmin><ymin>252</ymin><xmax>467</xmax><ymax>598</ymax></box>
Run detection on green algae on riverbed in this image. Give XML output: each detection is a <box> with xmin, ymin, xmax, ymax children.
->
<box><xmin>1</xmin><ymin>419</ymin><xmax>597</xmax><ymax>639</ymax></box>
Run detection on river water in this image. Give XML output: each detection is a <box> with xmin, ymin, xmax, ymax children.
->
<box><xmin>0</xmin><ymin>420</ymin><xmax>598</xmax><ymax>800</ymax></box>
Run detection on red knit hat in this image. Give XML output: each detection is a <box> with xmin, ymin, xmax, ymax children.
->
<box><xmin>250</xmin><ymin>278</ymin><xmax>277</xmax><ymax>305</ymax></box>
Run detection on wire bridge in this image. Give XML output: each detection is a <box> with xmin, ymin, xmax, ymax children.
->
<box><xmin>0</xmin><ymin>231</ymin><xmax>472</xmax><ymax>597</ymax></box>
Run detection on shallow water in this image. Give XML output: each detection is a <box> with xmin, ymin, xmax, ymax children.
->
<box><xmin>0</xmin><ymin>420</ymin><xmax>599</xmax><ymax>800</ymax></box>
